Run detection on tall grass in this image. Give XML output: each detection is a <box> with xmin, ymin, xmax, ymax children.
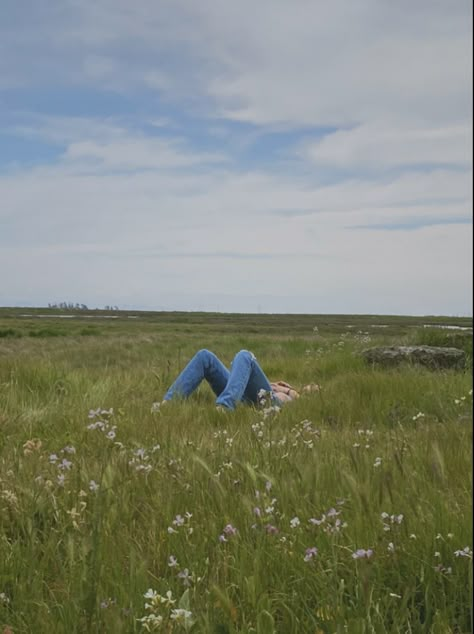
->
<box><xmin>0</xmin><ymin>316</ymin><xmax>472</xmax><ymax>633</ymax></box>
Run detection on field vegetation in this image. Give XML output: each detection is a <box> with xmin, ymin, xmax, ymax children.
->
<box><xmin>0</xmin><ymin>309</ymin><xmax>472</xmax><ymax>633</ymax></box>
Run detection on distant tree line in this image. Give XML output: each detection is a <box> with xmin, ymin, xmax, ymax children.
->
<box><xmin>48</xmin><ymin>302</ymin><xmax>119</xmax><ymax>311</ymax></box>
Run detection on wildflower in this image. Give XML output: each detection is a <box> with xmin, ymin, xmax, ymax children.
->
<box><xmin>138</xmin><ymin>613</ymin><xmax>164</xmax><ymax>631</ymax></box>
<box><xmin>87</xmin><ymin>421</ymin><xmax>105</xmax><ymax>431</ymax></box>
<box><xmin>373</xmin><ymin>457</ymin><xmax>382</xmax><ymax>468</ymax></box>
<box><xmin>326</xmin><ymin>508</ymin><xmax>340</xmax><ymax>518</ymax></box>
<box><xmin>168</xmin><ymin>555</ymin><xmax>179</xmax><ymax>567</ymax></box>
<box><xmin>258</xmin><ymin>388</ymin><xmax>269</xmax><ymax>405</ymax></box>
<box><xmin>218</xmin><ymin>534</ymin><xmax>227</xmax><ymax>543</ymax></box>
<box><xmin>173</xmin><ymin>515</ymin><xmax>185</xmax><ymax>527</ymax></box>
<box><xmin>266</xmin><ymin>524</ymin><xmax>279</xmax><ymax>535</ymax></box>
<box><xmin>290</xmin><ymin>517</ymin><xmax>301</xmax><ymax>529</ymax></box>
<box><xmin>0</xmin><ymin>592</ymin><xmax>10</xmax><ymax>605</ymax></box>
<box><xmin>170</xmin><ymin>608</ymin><xmax>193</xmax><ymax>626</ymax></box>
<box><xmin>223</xmin><ymin>524</ymin><xmax>237</xmax><ymax>536</ymax></box>
<box><xmin>412</xmin><ymin>412</ymin><xmax>425</xmax><ymax>421</ymax></box>
<box><xmin>177</xmin><ymin>568</ymin><xmax>194</xmax><ymax>586</ymax></box>
<box><xmin>387</xmin><ymin>542</ymin><xmax>395</xmax><ymax>553</ymax></box>
<box><xmin>100</xmin><ymin>598</ymin><xmax>116</xmax><ymax>609</ymax></box>
<box><xmin>63</xmin><ymin>445</ymin><xmax>76</xmax><ymax>454</ymax></box>
<box><xmin>89</xmin><ymin>480</ymin><xmax>99</xmax><ymax>492</ymax></box>
<box><xmin>352</xmin><ymin>548</ymin><xmax>374</xmax><ymax>559</ymax></box>
<box><xmin>150</xmin><ymin>402</ymin><xmax>161</xmax><ymax>413</ymax></box>
<box><xmin>144</xmin><ymin>588</ymin><xmax>158</xmax><ymax>601</ymax></box>
<box><xmin>58</xmin><ymin>458</ymin><xmax>73</xmax><ymax>471</ymax></box>
<box><xmin>49</xmin><ymin>453</ymin><xmax>59</xmax><ymax>463</ymax></box>
<box><xmin>324</xmin><ymin>518</ymin><xmax>347</xmax><ymax>534</ymax></box>
<box><xmin>253</xmin><ymin>507</ymin><xmax>262</xmax><ymax>517</ymax></box>
<box><xmin>389</xmin><ymin>592</ymin><xmax>402</xmax><ymax>599</ymax></box>
<box><xmin>304</xmin><ymin>547</ymin><xmax>318</xmax><ymax>562</ymax></box>
<box><xmin>309</xmin><ymin>516</ymin><xmax>326</xmax><ymax>526</ymax></box>
<box><xmin>135</xmin><ymin>464</ymin><xmax>153</xmax><ymax>474</ymax></box>
<box><xmin>381</xmin><ymin>512</ymin><xmax>403</xmax><ymax>531</ymax></box>
<box><xmin>454</xmin><ymin>546</ymin><xmax>472</xmax><ymax>558</ymax></box>
<box><xmin>106</xmin><ymin>430</ymin><xmax>116</xmax><ymax>440</ymax></box>
<box><xmin>409</xmin><ymin>534</ymin><xmax>417</xmax><ymax>540</ymax></box>
<box><xmin>88</xmin><ymin>408</ymin><xmax>102</xmax><ymax>418</ymax></box>
<box><xmin>159</xmin><ymin>590</ymin><xmax>175</xmax><ymax>607</ymax></box>
<box><xmin>57</xmin><ymin>474</ymin><xmax>66</xmax><ymax>486</ymax></box>
<box><xmin>434</xmin><ymin>551</ymin><xmax>441</xmax><ymax>558</ymax></box>
<box><xmin>167</xmin><ymin>527</ymin><xmax>178</xmax><ymax>534</ymax></box>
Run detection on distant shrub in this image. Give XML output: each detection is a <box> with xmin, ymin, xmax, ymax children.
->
<box><xmin>0</xmin><ymin>328</ymin><xmax>21</xmax><ymax>338</ymax></box>
<box><xmin>28</xmin><ymin>328</ymin><xmax>63</xmax><ymax>338</ymax></box>
<box><xmin>79</xmin><ymin>327</ymin><xmax>101</xmax><ymax>336</ymax></box>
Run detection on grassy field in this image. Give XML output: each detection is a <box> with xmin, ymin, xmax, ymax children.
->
<box><xmin>0</xmin><ymin>309</ymin><xmax>472</xmax><ymax>633</ymax></box>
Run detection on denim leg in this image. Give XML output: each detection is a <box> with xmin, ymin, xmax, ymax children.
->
<box><xmin>163</xmin><ymin>349</ymin><xmax>230</xmax><ymax>401</ymax></box>
<box><xmin>215</xmin><ymin>350</ymin><xmax>272</xmax><ymax>410</ymax></box>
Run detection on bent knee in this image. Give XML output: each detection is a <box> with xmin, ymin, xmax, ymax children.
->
<box><xmin>196</xmin><ymin>348</ymin><xmax>213</xmax><ymax>357</ymax></box>
<box><xmin>196</xmin><ymin>349</ymin><xmax>216</xmax><ymax>362</ymax></box>
<box><xmin>234</xmin><ymin>349</ymin><xmax>256</xmax><ymax>361</ymax></box>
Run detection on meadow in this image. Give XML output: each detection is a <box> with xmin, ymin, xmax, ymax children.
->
<box><xmin>0</xmin><ymin>309</ymin><xmax>472</xmax><ymax>633</ymax></box>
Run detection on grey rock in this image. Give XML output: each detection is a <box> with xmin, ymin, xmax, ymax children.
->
<box><xmin>361</xmin><ymin>345</ymin><xmax>466</xmax><ymax>370</ymax></box>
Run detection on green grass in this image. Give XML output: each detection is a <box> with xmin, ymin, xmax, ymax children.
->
<box><xmin>0</xmin><ymin>310</ymin><xmax>472</xmax><ymax>633</ymax></box>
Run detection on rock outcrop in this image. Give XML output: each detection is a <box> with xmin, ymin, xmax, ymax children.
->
<box><xmin>361</xmin><ymin>345</ymin><xmax>466</xmax><ymax>370</ymax></box>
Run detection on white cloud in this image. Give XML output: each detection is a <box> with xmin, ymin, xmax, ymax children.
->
<box><xmin>63</xmin><ymin>138</ymin><xmax>226</xmax><ymax>171</ymax></box>
<box><xmin>304</xmin><ymin>122</ymin><xmax>472</xmax><ymax>169</ymax></box>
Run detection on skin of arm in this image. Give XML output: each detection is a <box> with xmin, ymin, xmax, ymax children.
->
<box><xmin>270</xmin><ymin>381</ymin><xmax>300</xmax><ymax>400</ymax></box>
<box><xmin>271</xmin><ymin>381</ymin><xmax>321</xmax><ymax>402</ymax></box>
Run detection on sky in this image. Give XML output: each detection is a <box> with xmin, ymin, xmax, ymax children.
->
<box><xmin>0</xmin><ymin>0</ymin><xmax>472</xmax><ymax>315</ymax></box>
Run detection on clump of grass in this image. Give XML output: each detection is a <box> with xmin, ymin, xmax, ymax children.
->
<box><xmin>0</xmin><ymin>328</ymin><xmax>21</xmax><ymax>338</ymax></box>
<box><xmin>28</xmin><ymin>327</ymin><xmax>65</xmax><ymax>337</ymax></box>
<box><xmin>79</xmin><ymin>327</ymin><xmax>102</xmax><ymax>336</ymax></box>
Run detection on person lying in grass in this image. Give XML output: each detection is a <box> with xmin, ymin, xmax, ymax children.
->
<box><xmin>161</xmin><ymin>349</ymin><xmax>319</xmax><ymax>411</ymax></box>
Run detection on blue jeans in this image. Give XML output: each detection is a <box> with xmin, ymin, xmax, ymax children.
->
<box><xmin>163</xmin><ymin>349</ymin><xmax>274</xmax><ymax>410</ymax></box>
